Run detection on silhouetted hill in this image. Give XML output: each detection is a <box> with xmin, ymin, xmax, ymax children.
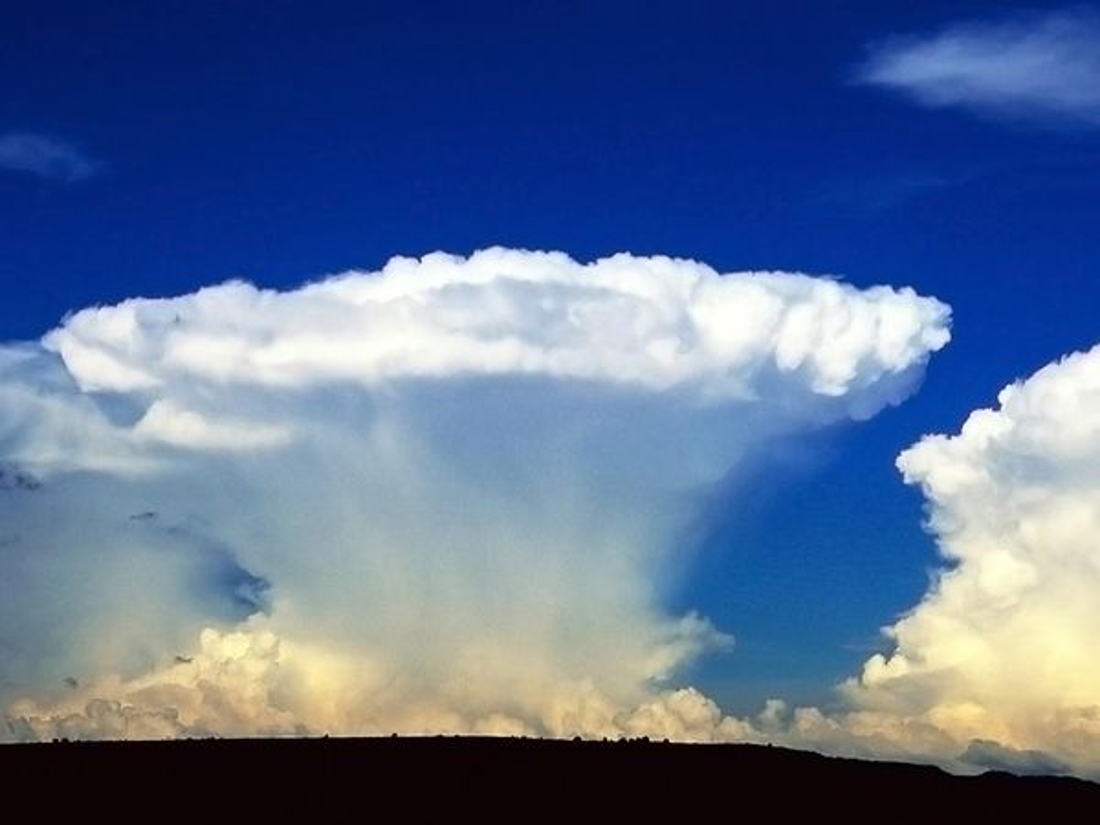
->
<box><xmin>3</xmin><ymin>736</ymin><xmax>1096</xmax><ymax>817</ymax></box>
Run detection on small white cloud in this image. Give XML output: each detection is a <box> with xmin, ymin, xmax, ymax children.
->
<box><xmin>0</xmin><ymin>132</ymin><xmax>100</xmax><ymax>181</ymax></box>
<box><xmin>856</xmin><ymin>8</ymin><xmax>1100</xmax><ymax>127</ymax></box>
<box><xmin>133</xmin><ymin>400</ymin><xmax>292</xmax><ymax>452</ymax></box>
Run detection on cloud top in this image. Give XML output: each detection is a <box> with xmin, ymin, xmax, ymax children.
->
<box><xmin>0</xmin><ymin>132</ymin><xmax>100</xmax><ymax>181</ymax></box>
<box><xmin>47</xmin><ymin>247</ymin><xmax>949</xmax><ymax>399</ymax></box>
<box><xmin>856</xmin><ymin>8</ymin><xmax>1100</xmax><ymax>127</ymax></box>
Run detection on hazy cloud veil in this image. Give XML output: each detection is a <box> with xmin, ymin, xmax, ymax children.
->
<box><xmin>0</xmin><ymin>249</ymin><xmax>950</xmax><ymax>743</ymax></box>
<box><xmin>0</xmin><ymin>132</ymin><xmax>100</xmax><ymax>181</ymax></box>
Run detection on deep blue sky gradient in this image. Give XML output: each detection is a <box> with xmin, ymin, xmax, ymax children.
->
<box><xmin>3</xmin><ymin>0</ymin><xmax>1098</xmax><ymax>712</ymax></box>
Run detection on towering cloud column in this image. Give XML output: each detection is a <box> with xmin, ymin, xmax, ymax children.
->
<box><xmin>839</xmin><ymin>343</ymin><xmax>1100</xmax><ymax>777</ymax></box>
<box><xmin>0</xmin><ymin>248</ymin><xmax>950</xmax><ymax>740</ymax></box>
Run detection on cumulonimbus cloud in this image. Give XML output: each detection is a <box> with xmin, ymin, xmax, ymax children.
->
<box><xmin>0</xmin><ymin>248</ymin><xmax>950</xmax><ymax>745</ymax></box>
<box><xmin>855</xmin><ymin>7</ymin><xmax>1100</xmax><ymax>127</ymax></box>
<box><xmin>0</xmin><ymin>132</ymin><xmax>100</xmax><ymax>181</ymax></box>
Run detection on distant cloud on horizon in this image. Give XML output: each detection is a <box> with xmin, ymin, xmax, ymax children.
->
<box><xmin>855</xmin><ymin>7</ymin><xmax>1100</xmax><ymax>128</ymax></box>
<box><xmin>0</xmin><ymin>132</ymin><xmax>101</xmax><ymax>181</ymax></box>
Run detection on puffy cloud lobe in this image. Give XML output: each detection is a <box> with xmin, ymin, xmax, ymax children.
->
<box><xmin>0</xmin><ymin>249</ymin><xmax>949</xmax><ymax>745</ymax></box>
<box><xmin>664</xmin><ymin>345</ymin><xmax>1100</xmax><ymax>781</ymax></box>
<box><xmin>810</xmin><ymin>344</ymin><xmax>1100</xmax><ymax>778</ymax></box>
<box><xmin>856</xmin><ymin>8</ymin><xmax>1100</xmax><ymax>127</ymax></box>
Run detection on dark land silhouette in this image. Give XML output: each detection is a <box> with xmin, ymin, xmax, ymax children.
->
<box><xmin>3</xmin><ymin>736</ymin><xmax>1097</xmax><ymax>817</ymax></box>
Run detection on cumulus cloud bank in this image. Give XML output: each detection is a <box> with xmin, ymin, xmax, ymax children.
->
<box><xmin>856</xmin><ymin>7</ymin><xmax>1100</xmax><ymax>127</ymax></box>
<box><xmin>705</xmin><ymin>344</ymin><xmax>1100</xmax><ymax>780</ymax></box>
<box><xmin>0</xmin><ymin>248</ymin><xmax>949</xmax><ymax>745</ymax></box>
<box><xmin>837</xmin><ymin>343</ymin><xmax>1100</xmax><ymax>777</ymax></box>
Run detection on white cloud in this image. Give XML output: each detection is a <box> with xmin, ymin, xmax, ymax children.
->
<box><xmin>840</xmin><ymin>344</ymin><xmax>1100</xmax><ymax>776</ymax></box>
<box><xmin>0</xmin><ymin>132</ymin><xmax>100</xmax><ymax>181</ymax></box>
<box><xmin>43</xmin><ymin>249</ymin><xmax>948</xmax><ymax>400</ymax></box>
<box><xmin>22</xmin><ymin>276</ymin><xmax>1074</xmax><ymax>782</ymax></box>
<box><xmin>133</xmin><ymin>400</ymin><xmax>292</xmax><ymax>451</ymax></box>
<box><xmin>0</xmin><ymin>249</ymin><xmax>949</xmax><ymax>748</ymax></box>
<box><xmin>718</xmin><ymin>344</ymin><xmax>1100</xmax><ymax>780</ymax></box>
<box><xmin>856</xmin><ymin>8</ymin><xmax>1100</xmax><ymax>127</ymax></box>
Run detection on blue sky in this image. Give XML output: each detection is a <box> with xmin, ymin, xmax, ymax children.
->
<box><xmin>3</xmin><ymin>1</ymin><xmax>1100</xmax><ymax>770</ymax></box>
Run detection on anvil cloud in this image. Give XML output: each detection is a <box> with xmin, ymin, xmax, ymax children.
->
<box><xmin>0</xmin><ymin>248</ymin><xmax>949</xmax><ymax>742</ymax></box>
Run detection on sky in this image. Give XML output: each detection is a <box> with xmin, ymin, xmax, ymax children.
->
<box><xmin>2</xmin><ymin>0</ymin><xmax>1099</xmax><ymax>778</ymax></box>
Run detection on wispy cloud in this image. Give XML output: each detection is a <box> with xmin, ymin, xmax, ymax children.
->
<box><xmin>856</xmin><ymin>7</ymin><xmax>1100</xmax><ymax>127</ymax></box>
<box><xmin>0</xmin><ymin>132</ymin><xmax>100</xmax><ymax>181</ymax></box>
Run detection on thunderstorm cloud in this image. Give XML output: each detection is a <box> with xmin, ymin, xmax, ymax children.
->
<box><xmin>0</xmin><ymin>249</ymin><xmax>950</xmax><ymax>744</ymax></box>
